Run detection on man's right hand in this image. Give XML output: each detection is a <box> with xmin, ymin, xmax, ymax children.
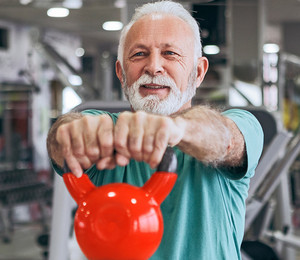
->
<box><xmin>55</xmin><ymin>114</ymin><xmax>115</xmax><ymax>177</ymax></box>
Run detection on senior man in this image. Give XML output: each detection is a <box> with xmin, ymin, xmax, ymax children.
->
<box><xmin>47</xmin><ymin>1</ymin><xmax>263</xmax><ymax>259</ymax></box>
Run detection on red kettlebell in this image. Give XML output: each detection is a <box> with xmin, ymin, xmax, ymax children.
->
<box><xmin>63</xmin><ymin>147</ymin><xmax>177</xmax><ymax>260</ymax></box>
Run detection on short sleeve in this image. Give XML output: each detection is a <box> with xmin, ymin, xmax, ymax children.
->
<box><xmin>222</xmin><ymin>109</ymin><xmax>264</xmax><ymax>180</ymax></box>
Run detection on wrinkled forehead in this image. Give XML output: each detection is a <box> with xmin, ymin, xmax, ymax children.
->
<box><xmin>124</xmin><ymin>14</ymin><xmax>195</xmax><ymax>52</ymax></box>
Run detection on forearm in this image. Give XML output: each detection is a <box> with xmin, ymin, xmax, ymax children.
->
<box><xmin>173</xmin><ymin>106</ymin><xmax>246</xmax><ymax>168</ymax></box>
<box><xmin>46</xmin><ymin>112</ymin><xmax>83</xmax><ymax>168</ymax></box>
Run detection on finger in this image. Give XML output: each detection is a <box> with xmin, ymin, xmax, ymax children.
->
<box><xmin>65</xmin><ymin>155</ymin><xmax>83</xmax><ymax>177</ymax></box>
<box><xmin>115</xmin><ymin>153</ymin><xmax>130</xmax><ymax>167</ymax></box>
<box><xmin>98</xmin><ymin>114</ymin><xmax>114</xmax><ymax>158</ymax></box>
<box><xmin>142</xmin><ymin>132</ymin><xmax>155</xmax><ymax>163</ymax></box>
<box><xmin>96</xmin><ymin>156</ymin><xmax>116</xmax><ymax>170</ymax></box>
<box><xmin>83</xmin><ymin>116</ymin><xmax>101</xmax><ymax>163</ymax></box>
<box><xmin>114</xmin><ymin>112</ymin><xmax>131</xmax><ymax>158</ymax></box>
<box><xmin>56</xmin><ymin>124</ymin><xmax>72</xmax><ymax>158</ymax></box>
<box><xmin>60</xmin><ymin>119</ymin><xmax>92</xmax><ymax>170</ymax></box>
<box><xmin>148</xmin><ymin>126</ymin><xmax>170</xmax><ymax>168</ymax></box>
<box><xmin>56</xmin><ymin>124</ymin><xmax>84</xmax><ymax>175</ymax></box>
<box><xmin>71</xmin><ymin>132</ymin><xmax>93</xmax><ymax>169</ymax></box>
<box><xmin>128</xmin><ymin>112</ymin><xmax>146</xmax><ymax>161</ymax></box>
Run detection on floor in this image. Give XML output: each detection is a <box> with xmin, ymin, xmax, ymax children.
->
<box><xmin>0</xmin><ymin>223</ymin><xmax>45</xmax><ymax>260</ymax></box>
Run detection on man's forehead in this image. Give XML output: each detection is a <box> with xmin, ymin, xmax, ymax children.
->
<box><xmin>124</xmin><ymin>14</ymin><xmax>193</xmax><ymax>48</ymax></box>
<box><xmin>129</xmin><ymin>13</ymin><xmax>189</xmax><ymax>31</ymax></box>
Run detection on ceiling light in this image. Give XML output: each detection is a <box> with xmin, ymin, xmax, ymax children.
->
<box><xmin>75</xmin><ymin>48</ymin><xmax>85</xmax><ymax>57</ymax></box>
<box><xmin>68</xmin><ymin>75</ymin><xmax>82</xmax><ymax>86</ymax></box>
<box><xmin>203</xmin><ymin>45</ymin><xmax>220</xmax><ymax>55</ymax></box>
<box><xmin>47</xmin><ymin>7</ymin><xmax>69</xmax><ymax>18</ymax></box>
<box><xmin>102</xmin><ymin>21</ymin><xmax>123</xmax><ymax>31</ymax></box>
<box><xmin>114</xmin><ymin>0</ymin><xmax>126</xmax><ymax>8</ymax></box>
<box><xmin>263</xmin><ymin>43</ymin><xmax>280</xmax><ymax>54</ymax></box>
<box><xmin>63</xmin><ymin>0</ymin><xmax>82</xmax><ymax>9</ymax></box>
<box><xmin>19</xmin><ymin>0</ymin><xmax>32</xmax><ymax>5</ymax></box>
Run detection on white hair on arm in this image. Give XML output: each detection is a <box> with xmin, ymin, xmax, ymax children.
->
<box><xmin>117</xmin><ymin>0</ymin><xmax>202</xmax><ymax>68</ymax></box>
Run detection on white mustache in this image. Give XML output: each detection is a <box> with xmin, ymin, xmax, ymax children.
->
<box><xmin>134</xmin><ymin>74</ymin><xmax>179</xmax><ymax>94</ymax></box>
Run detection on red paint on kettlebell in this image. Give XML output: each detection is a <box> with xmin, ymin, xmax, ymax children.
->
<box><xmin>63</xmin><ymin>149</ymin><xmax>177</xmax><ymax>260</ymax></box>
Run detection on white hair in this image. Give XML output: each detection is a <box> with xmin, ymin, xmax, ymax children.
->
<box><xmin>117</xmin><ymin>0</ymin><xmax>202</xmax><ymax>68</ymax></box>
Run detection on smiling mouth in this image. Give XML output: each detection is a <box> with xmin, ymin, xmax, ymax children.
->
<box><xmin>141</xmin><ymin>84</ymin><xmax>170</xmax><ymax>89</ymax></box>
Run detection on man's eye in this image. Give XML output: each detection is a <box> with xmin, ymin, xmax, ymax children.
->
<box><xmin>133</xmin><ymin>52</ymin><xmax>145</xmax><ymax>57</ymax></box>
<box><xmin>164</xmin><ymin>51</ymin><xmax>176</xmax><ymax>55</ymax></box>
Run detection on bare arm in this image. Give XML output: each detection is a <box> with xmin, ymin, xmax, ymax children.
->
<box><xmin>172</xmin><ymin>105</ymin><xmax>246</xmax><ymax>168</ymax></box>
<box><xmin>46</xmin><ymin>106</ymin><xmax>246</xmax><ymax>177</ymax></box>
<box><xmin>113</xmin><ymin>105</ymin><xmax>246</xmax><ymax>169</ymax></box>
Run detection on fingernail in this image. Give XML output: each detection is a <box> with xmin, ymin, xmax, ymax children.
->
<box><xmin>98</xmin><ymin>161</ymin><xmax>104</xmax><ymax>169</ymax></box>
<box><xmin>74</xmin><ymin>169</ymin><xmax>83</xmax><ymax>178</ymax></box>
<box><xmin>149</xmin><ymin>162</ymin><xmax>155</xmax><ymax>169</ymax></box>
<box><xmin>97</xmin><ymin>162</ymin><xmax>104</xmax><ymax>170</ymax></box>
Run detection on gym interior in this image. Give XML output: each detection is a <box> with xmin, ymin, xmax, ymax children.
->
<box><xmin>0</xmin><ymin>0</ymin><xmax>300</xmax><ymax>259</ymax></box>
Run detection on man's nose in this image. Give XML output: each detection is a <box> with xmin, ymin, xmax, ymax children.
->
<box><xmin>144</xmin><ymin>53</ymin><xmax>165</xmax><ymax>76</ymax></box>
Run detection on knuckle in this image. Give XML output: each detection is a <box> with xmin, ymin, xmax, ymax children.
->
<box><xmin>72</xmin><ymin>143</ymin><xmax>84</xmax><ymax>157</ymax></box>
<box><xmin>118</xmin><ymin>111</ymin><xmax>131</xmax><ymax>121</ymax></box>
<box><xmin>81</xmin><ymin>115</ymin><xmax>90</xmax><ymax>124</ymax></box>
<box><xmin>154</xmin><ymin>135</ymin><xmax>168</xmax><ymax>150</ymax></box>
<box><xmin>83</xmin><ymin>117</ymin><xmax>94</xmax><ymax>131</ymax></box>
<box><xmin>159</xmin><ymin>117</ymin><xmax>171</xmax><ymax>129</ymax></box>
<box><xmin>69</xmin><ymin>120</ymin><xmax>79</xmax><ymax>133</ymax></box>
<box><xmin>73</xmin><ymin>149</ymin><xmax>85</xmax><ymax>157</ymax></box>
<box><xmin>56</xmin><ymin>124</ymin><xmax>68</xmax><ymax>139</ymax></box>
<box><xmin>99</xmin><ymin>132</ymin><xmax>113</xmax><ymax>148</ymax></box>
<box><xmin>100</xmin><ymin>137</ymin><xmax>112</xmax><ymax>147</ymax></box>
<box><xmin>134</xmin><ymin>111</ymin><xmax>146</xmax><ymax>121</ymax></box>
<box><xmin>154</xmin><ymin>142</ymin><xmax>165</xmax><ymax>152</ymax></box>
<box><xmin>86</xmin><ymin>147</ymin><xmax>99</xmax><ymax>158</ymax></box>
<box><xmin>142</xmin><ymin>143</ymin><xmax>152</xmax><ymax>154</ymax></box>
<box><xmin>100</xmin><ymin>114</ymin><xmax>113</xmax><ymax>124</ymax></box>
<box><xmin>62</xmin><ymin>146</ymin><xmax>71</xmax><ymax>157</ymax></box>
<box><xmin>101</xmin><ymin>141</ymin><xmax>113</xmax><ymax>153</ymax></box>
<box><xmin>157</xmin><ymin>129</ymin><xmax>168</xmax><ymax>142</ymax></box>
<box><xmin>114</xmin><ymin>141</ymin><xmax>126</xmax><ymax>152</ymax></box>
<box><xmin>129</xmin><ymin>142</ymin><xmax>140</xmax><ymax>154</ymax></box>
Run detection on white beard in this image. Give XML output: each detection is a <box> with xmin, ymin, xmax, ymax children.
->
<box><xmin>123</xmin><ymin>67</ymin><xmax>198</xmax><ymax>115</ymax></box>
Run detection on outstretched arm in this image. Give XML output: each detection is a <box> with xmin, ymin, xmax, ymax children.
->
<box><xmin>112</xmin><ymin>105</ymin><xmax>246</xmax><ymax>170</ymax></box>
<box><xmin>46</xmin><ymin>105</ymin><xmax>246</xmax><ymax>177</ymax></box>
<box><xmin>173</xmin><ymin>105</ymin><xmax>246</xmax><ymax>168</ymax></box>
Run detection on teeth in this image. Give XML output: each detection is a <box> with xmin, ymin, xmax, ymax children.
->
<box><xmin>142</xmin><ymin>85</ymin><xmax>165</xmax><ymax>89</ymax></box>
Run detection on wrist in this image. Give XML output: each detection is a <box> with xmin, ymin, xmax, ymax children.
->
<box><xmin>171</xmin><ymin>116</ymin><xmax>187</xmax><ymax>146</ymax></box>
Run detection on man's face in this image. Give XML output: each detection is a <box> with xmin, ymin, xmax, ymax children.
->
<box><xmin>116</xmin><ymin>14</ymin><xmax>208</xmax><ymax>115</ymax></box>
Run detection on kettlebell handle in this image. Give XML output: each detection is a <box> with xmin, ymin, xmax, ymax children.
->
<box><xmin>63</xmin><ymin>146</ymin><xmax>177</xmax><ymax>173</ymax></box>
<box><xmin>157</xmin><ymin>146</ymin><xmax>177</xmax><ymax>173</ymax></box>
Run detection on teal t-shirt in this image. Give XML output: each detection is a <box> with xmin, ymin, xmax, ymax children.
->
<box><xmin>54</xmin><ymin>109</ymin><xmax>263</xmax><ymax>260</ymax></box>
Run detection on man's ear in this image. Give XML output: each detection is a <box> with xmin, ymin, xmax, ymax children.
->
<box><xmin>195</xmin><ymin>57</ymin><xmax>209</xmax><ymax>88</ymax></box>
<box><xmin>115</xmin><ymin>60</ymin><xmax>124</xmax><ymax>87</ymax></box>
